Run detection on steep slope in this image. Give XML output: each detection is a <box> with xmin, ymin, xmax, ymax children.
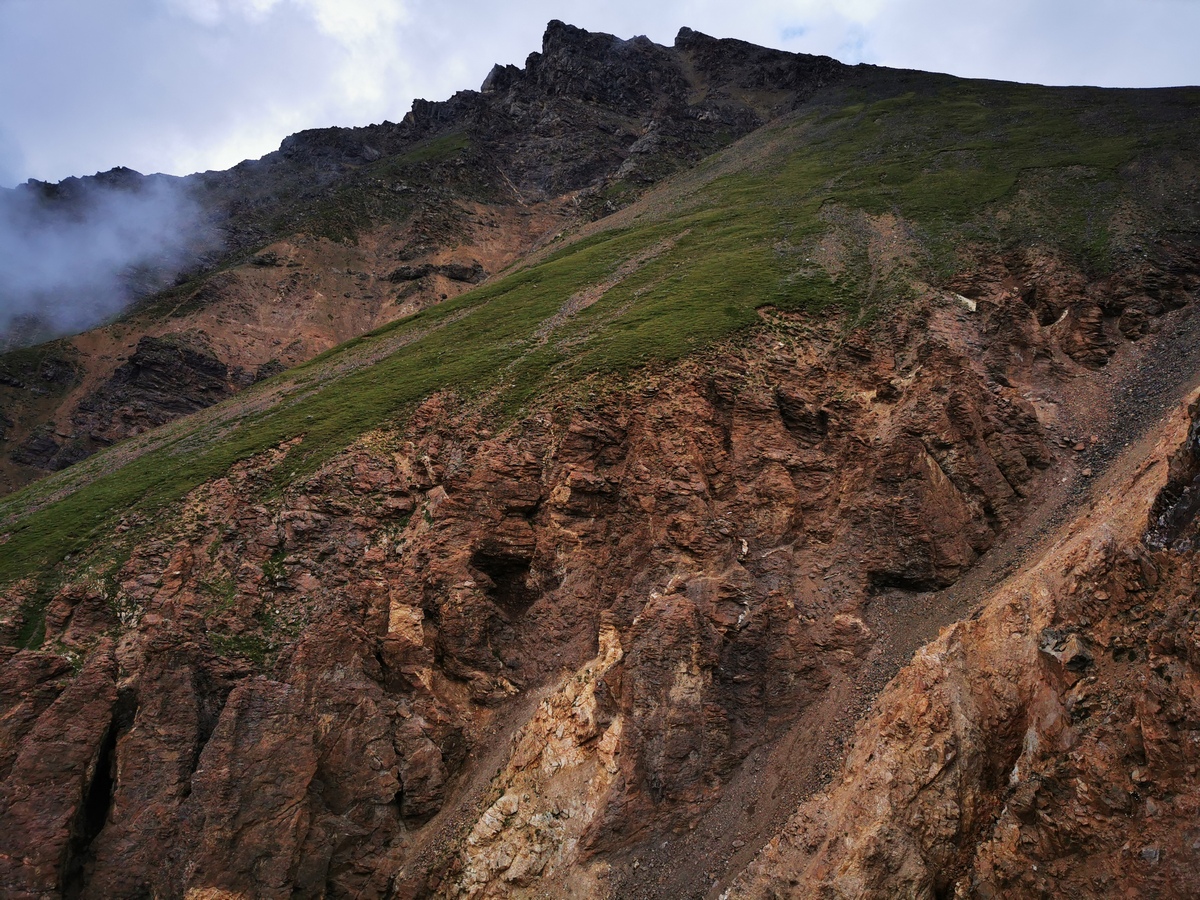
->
<box><xmin>1</xmin><ymin>28</ymin><xmax>1199</xmax><ymax>900</ymax></box>
<box><xmin>728</xmin><ymin>391</ymin><xmax>1200</xmax><ymax>900</ymax></box>
<box><xmin>0</xmin><ymin>22</ymin><xmax>843</xmax><ymax>496</ymax></box>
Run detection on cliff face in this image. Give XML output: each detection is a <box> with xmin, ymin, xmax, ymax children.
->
<box><xmin>3</xmin><ymin>245</ymin><xmax>1200</xmax><ymax>897</ymax></box>
<box><xmin>2</xmin><ymin>21</ymin><xmax>1200</xmax><ymax>900</ymax></box>
<box><xmin>728</xmin><ymin>395</ymin><xmax>1200</xmax><ymax>900</ymax></box>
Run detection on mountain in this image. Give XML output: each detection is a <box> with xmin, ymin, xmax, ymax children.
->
<box><xmin>2</xmin><ymin>21</ymin><xmax>1200</xmax><ymax>900</ymax></box>
<box><xmin>0</xmin><ymin>22</ymin><xmax>841</xmax><ymax>496</ymax></box>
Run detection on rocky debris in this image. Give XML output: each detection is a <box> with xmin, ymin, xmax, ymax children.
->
<box><xmin>726</xmin><ymin>398</ymin><xmax>1200</xmax><ymax>900</ymax></box>
<box><xmin>448</xmin><ymin>621</ymin><xmax>627</xmax><ymax>898</ymax></box>
<box><xmin>1040</xmin><ymin>628</ymin><xmax>1094</xmax><ymax>672</ymax></box>
<box><xmin>386</xmin><ymin>261</ymin><xmax>487</xmax><ymax>284</ymax></box>
<box><xmin>1146</xmin><ymin>395</ymin><xmax>1200</xmax><ymax>551</ymax></box>
<box><xmin>247</xmin><ymin>360</ymin><xmax>285</xmax><ymax>384</ymax></box>
<box><xmin>11</xmin><ymin>425</ymin><xmax>90</xmax><ymax>472</ymax></box>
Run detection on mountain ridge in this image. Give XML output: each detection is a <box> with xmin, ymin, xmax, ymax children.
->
<box><xmin>1</xmin><ymin>20</ymin><xmax>1199</xmax><ymax>899</ymax></box>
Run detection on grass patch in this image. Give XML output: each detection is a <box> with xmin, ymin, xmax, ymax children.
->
<box><xmin>261</xmin><ymin>548</ymin><xmax>289</xmax><ymax>587</ymax></box>
<box><xmin>14</xmin><ymin>581</ymin><xmax>56</xmax><ymax>649</ymax></box>
<box><xmin>209</xmin><ymin>631</ymin><xmax>275</xmax><ymax>668</ymax></box>
<box><xmin>387</xmin><ymin>131</ymin><xmax>471</xmax><ymax>167</ymax></box>
<box><xmin>200</xmin><ymin>575</ymin><xmax>238</xmax><ymax>612</ymax></box>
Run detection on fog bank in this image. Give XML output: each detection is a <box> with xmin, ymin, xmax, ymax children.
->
<box><xmin>0</xmin><ymin>169</ymin><xmax>210</xmax><ymax>348</ymax></box>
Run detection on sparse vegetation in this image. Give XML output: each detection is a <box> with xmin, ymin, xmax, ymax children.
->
<box><xmin>388</xmin><ymin>131</ymin><xmax>471</xmax><ymax>167</ymax></box>
<box><xmin>261</xmin><ymin>548</ymin><xmax>289</xmax><ymax>587</ymax></box>
<box><xmin>2</xmin><ymin>73</ymin><xmax>1198</xmax><ymax>622</ymax></box>
<box><xmin>14</xmin><ymin>580</ymin><xmax>56</xmax><ymax>649</ymax></box>
<box><xmin>208</xmin><ymin>630</ymin><xmax>275</xmax><ymax>668</ymax></box>
<box><xmin>200</xmin><ymin>574</ymin><xmax>238</xmax><ymax>612</ymax></box>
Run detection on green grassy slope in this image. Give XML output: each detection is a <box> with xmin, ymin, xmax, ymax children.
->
<box><xmin>2</xmin><ymin>69</ymin><xmax>1198</xmax><ymax>634</ymax></box>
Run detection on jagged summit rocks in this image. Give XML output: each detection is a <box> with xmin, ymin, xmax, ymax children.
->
<box><xmin>401</xmin><ymin>19</ymin><xmax>845</xmax><ymax>195</ymax></box>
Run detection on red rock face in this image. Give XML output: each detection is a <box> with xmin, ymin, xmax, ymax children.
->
<box><xmin>728</xmin><ymin>398</ymin><xmax>1200</xmax><ymax>900</ymax></box>
<box><xmin>6</xmin><ymin>240</ymin><xmax>1200</xmax><ymax>898</ymax></box>
<box><xmin>0</xmin><ymin>645</ymin><xmax>117</xmax><ymax>898</ymax></box>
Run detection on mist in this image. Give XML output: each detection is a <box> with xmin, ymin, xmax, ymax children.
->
<box><xmin>0</xmin><ymin>170</ymin><xmax>212</xmax><ymax>349</ymax></box>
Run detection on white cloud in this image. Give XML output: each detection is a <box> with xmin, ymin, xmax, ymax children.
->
<box><xmin>165</xmin><ymin>0</ymin><xmax>283</xmax><ymax>26</ymax></box>
<box><xmin>159</xmin><ymin>0</ymin><xmax>413</xmax><ymax>114</ymax></box>
<box><xmin>300</xmin><ymin>0</ymin><xmax>409</xmax><ymax>44</ymax></box>
<box><xmin>297</xmin><ymin>0</ymin><xmax>413</xmax><ymax>110</ymax></box>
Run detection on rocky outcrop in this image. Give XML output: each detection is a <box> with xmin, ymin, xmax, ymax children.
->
<box><xmin>0</xmin><ymin>343</ymin><xmax>84</xmax><ymax>490</ymax></box>
<box><xmin>0</xmin><ymin>644</ymin><xmax>118</xmax><ymax>898</ymax></box>
<box><xmin>727</xmin><ymin>397</ymin><xmax>1200</xmax><ymax>900</ymax></box>
<box><xmin>13</xmin><ymin>334</ymin><xmax>244</xmax><ymax>471</ymax></box>
<box><xmin>1</xmin><ymin>246</ymin><xmax>1199</xmax><ymax>897</ymax></box>
<box><xmin>74</xmin><ymin>333</ymin><xmax>246</xmax><ymax>435</ymax></box>
<box><xmin>386</xmin><ymin>262</ymin><xmax>487</xmax><ymax>284</ymax></box>
<box><xmin>2</xmin><ymin>268</ymin><xmax>1144</xmax><ymax>897</ymax></box>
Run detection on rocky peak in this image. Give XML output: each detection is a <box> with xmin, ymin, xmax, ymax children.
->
<box><xmin>475</xmin><ymin>20</ymin><xmax>849</xmax><ymax>121</ymax></box>
<box><xmin>14</xmin><ymin>166</ymin><xmax>151</xmax><ymax>208</ymax></box>
<box><xmin>277</xmin><ymin>126</ymin><xmax>393</xmax><ymax>168</ymax></box>
<box><xmin>522</xmin><ymin>20</ymin><xmax>686</xmax><ymax>113</ymax></box>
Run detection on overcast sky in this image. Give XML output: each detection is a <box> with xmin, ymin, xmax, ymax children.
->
<box><xmin>2</xmin><ymin>0</ymin><xmax>1199</xmax><ymax>187</ymax></box>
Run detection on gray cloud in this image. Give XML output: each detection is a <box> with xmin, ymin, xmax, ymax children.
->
<box><xmin>0</xmin><ymin>174</ymin><xmax>210</xmax><ymax>344</ymax></box>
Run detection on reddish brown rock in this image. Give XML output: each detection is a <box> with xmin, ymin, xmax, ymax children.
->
<box><xmin>3</xmin><ymin>237</ymin><xmax>1200</xmax><ymax>898</ymax></box>
<box><xmin>727</xmin><ymin>396</ymin><xmax>1200</xmax><ymax>900</ymax></box>
<box><xmin>0</xmin><ymin>644</ymin><xmax>117</xmax><ymax>898</ymax></box>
